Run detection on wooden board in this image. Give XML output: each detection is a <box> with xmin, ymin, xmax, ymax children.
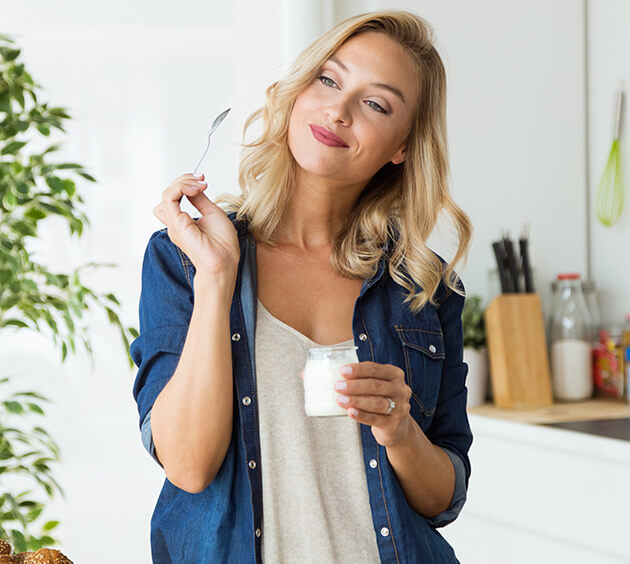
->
<box><xmin>484</xmin><ymin>293</ymin><xmax>554</xmax><ymax>409</ymax></box>
<box><xmin>468</xmin><ymin>398</ymin><xmax>630</xmax><ymax>424</ymax></box>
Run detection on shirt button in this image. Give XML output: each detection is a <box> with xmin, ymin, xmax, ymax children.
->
<box><xmin>429</xmin><ymin>344</ymin><xmax>437</xmax><ymax>353</ymax></box>
<box><xmin>369</xmin><ymin>459</ymin><xmax>377</xmax><ymax>469</ymax></box>
<box><xmin>248</xmin><ymin>460</ymin><xmax>256</xmax><ymax>469</ymax></box>
<box><xmin>242</xmin><ymin>396</ymin><xmax>251</xmax><ymax>406</ymax></box>
<box><xmin>359</xmin><ymin>333</ymin><xmax>368</xmax><ymax>341</ymax></box>
<box><xmin>232</xmin><ymin>333</ymin><xmax>241</xmax><ymax>341</ymax></box>
<box><xmin>380</xmin><ymin>527</ymin><xmax>390</xmax><ymax>537</ymax></box>
<box><xmin>255</xmin><ymin>528</ymin><xmax>261</xmax><ymax>538</ymax></box>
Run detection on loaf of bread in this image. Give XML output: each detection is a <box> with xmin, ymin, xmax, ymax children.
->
<box><xmin>0</xmin><ymin>542</ymin><xmax>72</xmax><ymax>564</ymax></box>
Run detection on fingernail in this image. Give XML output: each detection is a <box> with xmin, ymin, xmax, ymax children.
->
<box><xmin>337</xmin><ymin>394</ymin><xmax>350</xmax><ymax>404</ymax></box>
<box><xmin>335</xmin><ymin>381</ymin><xmax>347</xmax><ymax>390</ymax></box>
<box><xmin>340</xmin><ymin>366</ymin><xmax>352</xmax><ymax>375</ymax></box>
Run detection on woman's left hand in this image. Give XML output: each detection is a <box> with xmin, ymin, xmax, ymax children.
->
<box><xmin>334</xmin><ymin>361</ymin><xmax>413</xmax><ymax>448</ymax></box>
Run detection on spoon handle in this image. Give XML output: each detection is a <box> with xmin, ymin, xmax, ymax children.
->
<box><xmin>193</xmin><ymin>138</ymin><xmax>211</xmax><ymax>176</ymax></box>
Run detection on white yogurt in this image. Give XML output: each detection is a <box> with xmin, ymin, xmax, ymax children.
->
<box><xmin>304</xmin><ymin>345</ymin><xmax>358</xmax><ymax>417</ymax></box>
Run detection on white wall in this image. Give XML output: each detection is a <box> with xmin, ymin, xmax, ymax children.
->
<box><xmin>337</xmin><ymin>0</ymin><xmax>588</xmax><ymax>319</ymax></box>
<box><xmin>1</xmin><ymin>1</ymin><xmax>287</xmax><ymax>562</ymax></box>
<box><xmin>587</xmin><ymin>0</ymin><xmax>630</xmax><ymax>325</ymax></box>
<box><xmin>1</xmin><ymin>0</ymin><xmax>626</xmax><ymax>562</ymax></box>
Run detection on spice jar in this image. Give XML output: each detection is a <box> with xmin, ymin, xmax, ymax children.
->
<box><xmin>549</xmin><ymin>273</ymin><xmax>593</xmax><ymax>401</ymax></box>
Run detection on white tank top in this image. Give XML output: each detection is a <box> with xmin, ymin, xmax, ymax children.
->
<box><xmin>255</xmin><ymin>297</ymin><xmax>381</xmax><ymax>563</ymax></box>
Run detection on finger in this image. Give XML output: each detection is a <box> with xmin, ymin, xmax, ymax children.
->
<box><xmin>175</xmin><ymin>172</ymin><xmax>205</xmax><ymax>182</ymax></box>
<box><xmin>188</xmin><ymin>191</ymin><xmax>227</xmax><ymax>219</ymax></box>
<box><xmin>163</xmin><ymin>188</ymin><xmax>194</xmax><ymax>234</ymax></box>
<box><xmin>162</xmin><ymin>182</ymin><xmax>201</xmax><ymax>226</ymax></box>
<box><xmin>345</xmin><ymin>406</ymin><xmax>398</xmax><ymax>425</ymax></box>
<box><xmin>334</xmin><ymin>377</ymin><xmax>397</xmax><ymax>398</ymax></box>
<box><xmin>339</xmin><ymin>362</ymin><xmax>404</xmax><ymax>382</ymax></box>
<box><xmin>336</xmin><ymin>393</ymin><xmax>398</xmax><ymax>416</ymax></box>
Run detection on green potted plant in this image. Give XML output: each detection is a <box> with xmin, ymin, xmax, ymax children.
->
<box><xmin>461</xmin><ymin>295</ymin><xmax>489</xmax><ymax>407</ymax></box>
<box><xmin>0</xmin><ymin>33</ymin><xmax>138</xmax><ymax>553</ymax></box>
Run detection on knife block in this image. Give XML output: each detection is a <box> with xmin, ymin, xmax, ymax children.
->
<box><xmin>484</xmin><ymin>294</ymin><xmax>554</xmax><ymax>409</ymax></box>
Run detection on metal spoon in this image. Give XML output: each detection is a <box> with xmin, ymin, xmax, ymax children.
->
<box><xmin>192</xmin><ymin>107</ymin><xmax>231</xmax><ymax>175</ymax></box>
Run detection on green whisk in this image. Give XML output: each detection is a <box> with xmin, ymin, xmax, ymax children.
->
<box><xmin>596</xmin><ymin>86</ymin><xmax>625</xmax><ymax>227</ymax></box>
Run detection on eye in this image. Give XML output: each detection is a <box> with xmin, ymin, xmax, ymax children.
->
<box><xmin>365</xmin><ymin>100</ymin><xmax>388</xmax><ymax>114</ymax></box>
<box><xmin>318</xmin><ymin>75</ymin><xmax>338</xmax><ymax>88</ymax></box>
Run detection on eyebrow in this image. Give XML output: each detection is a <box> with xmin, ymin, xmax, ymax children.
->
<box><xmin>328</xmin><ymin>55</ymin><xmax>407</xmax><ymax>106</ymax></box>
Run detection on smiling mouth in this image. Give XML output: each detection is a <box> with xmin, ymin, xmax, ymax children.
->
<box><xmin>309</xmin><ymin>124</ymin><xmax>349</xmax><ymax>148</ymax></box>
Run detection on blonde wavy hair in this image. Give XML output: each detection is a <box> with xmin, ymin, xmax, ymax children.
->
<box><xmin>214</xmin><ymin>9</ymin><xmax>472</xmax><ymax>312</ymax></box>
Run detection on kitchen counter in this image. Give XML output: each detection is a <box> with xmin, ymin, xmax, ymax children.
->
<box><xmin>467</xmin><ymin>397</ymin><xmax>630</xmax><ymax>441</ymax></box>
<box><xmin>440</xmin><ymin>399</ymin><xmax>630</xmax><ymax>563</ymax></box>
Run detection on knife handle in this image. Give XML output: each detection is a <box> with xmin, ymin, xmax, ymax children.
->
<box><xmin>504</xmin><ymin>238</ymin><xmax>521</xmax><ymax>293</ymax></box>
<box><xmin>492</xmin><ymin>241</ymin><xmax>512</xmax><ymax>293</ymax></box>
<box><xmin>519</xmin><ymin>238</ymin><xmax>535</xmax><ymax>292</ymax></box>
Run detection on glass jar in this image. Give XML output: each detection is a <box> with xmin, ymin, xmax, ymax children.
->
<box><xmin>303</xmin><ymin>345</ymin><xmax>358</xmax><ymax>417</ymax></box>
<box><xmin>549</xmin><ymin>273</ymin><xmax>593</xmax><ymax>401</ymax></box>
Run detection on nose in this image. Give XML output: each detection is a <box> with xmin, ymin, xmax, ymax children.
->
<box><xmin>324</xmin><ymin>96</ymin><xmax>352</xmax><ymax>125</ymax></box>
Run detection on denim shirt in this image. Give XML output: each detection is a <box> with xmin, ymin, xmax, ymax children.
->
<box><xmin>130</xmin><ymin>212</ymin><xmax>473</xmax><ymax>564</ymax></box>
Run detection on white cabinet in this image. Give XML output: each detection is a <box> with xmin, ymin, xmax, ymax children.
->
<box><xmin>441</xmin><ymin>414</ymin><xmax>630</xmax><ymax>564</ymax></box>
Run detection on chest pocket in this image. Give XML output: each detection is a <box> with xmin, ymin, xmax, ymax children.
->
<box><xmin>394</xmin><ymin>326</ymin><xmax>445</xmax><ymax>425</ymax></box>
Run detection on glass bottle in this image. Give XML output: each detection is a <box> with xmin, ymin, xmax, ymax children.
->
<box><xmin>581</xmin><ymin>279</ymin><xmax>601</xmax><ymax>344</ymax></box>
<box><xmin>549</xmin><ymin>273</ymin><xmax>593</xmax><ymax>401</ymax></box>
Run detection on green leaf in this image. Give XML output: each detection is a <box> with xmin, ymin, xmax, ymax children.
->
<box><xmin>14</xmin><ymin>391</ymin><xmax>49</xmax><ymax>402</ymax></box>
<box><xmin>105</xmin><ymin>307</ymin><xmax>118</xmax><ymax>324</ymax></box>
<box><xmin>1</xmin><ymin>319</ymin><xmax>29</xmax><ymax>329</ymax></box>
<box><xmin>77</xmin><ymin>171</ymin><xmax>97</xmax><ymax>182</ymax></box>
<box><xmin>43</xmin><ymin>143</ymin><xmax>61</xmax><ymax>154</ymax></box>
<box><xmin>11</xmin><ymin>220</ymin><xmax>37</xmax><ymax>237</ymax></box>
<box><xmin>4</xmin><ymin>401</ymin><xmax>24</xmax><ymax>414</ymax></box>
<box><xmin>1</xmin><ymin>141</ymin><xmax>27</xmax><ymax>155</ymax></box>
<box><xmin>42</xmin><ymin>520</ymin><xmax>59</xmax><ymax>531</ymax></box>
<box><xmin>25</xmin><ymin>505</ymin><xmax>43</xmax><ymax>522</ymax></box>
<box><xmin>55</xmin><ymin>163</ymin><xmax>82</xmax><ymax>170</ymax></box>
<box><xmin>0</xmin><ymin>91</ymin><xmax>10</xmax><ymax>112</ymax></box>
<box><xmin>2</xmin><ymin>47</ymin><xmax>21</xmax><ymax>61</ymax></box>
<box><xmin>2</xmin><ymin>190</ymin><xmax>18</xmax><ymax>210</ymax></box>
<box><xmin>24</xmin><ymin>207</ymin><xmax>47</xmax><ymax>221</ymax></box>
<box><xmin>62</xmin><ymin>179</ymin><xmax>76</xmax><ymax>197</ymax></box>
<box><xmin>45</xmin><ymin>176</ymin><xmax>64</xmax><ymax>194</ymax></box>
<box><xmin>10</xmin><ymin>528</ymin><xmax>27</xmax><ymax>553</ymax></box>
<box><xmin>26</xmin><ymin>403</ymin><xmax>45</xmax><ymax>415</ymax></box>
<box><xmin>105</xmin><ymin>293</ymin><xmax>121</xmax><ymax>306</ymax></box>
<box><xmin>15</xmin><ymin>89</ymin><xmax>25</xmax><ymax>110</ymax></box>
<box><xmin>36</xmin><ymin>124</ymin><xmax>51</xmax><ymax>136</ymax></box>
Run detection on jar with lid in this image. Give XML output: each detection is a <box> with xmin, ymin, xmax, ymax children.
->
<box><xmin>549</xmin><ymin>273</ymin><xmax>593</xmax><ymax>401</ymax></box>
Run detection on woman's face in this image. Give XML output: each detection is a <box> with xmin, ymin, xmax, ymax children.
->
<box><xmin>287</xmin><ymin>31</ymin><xmax>419</xmax><ymax>187</ymax></box>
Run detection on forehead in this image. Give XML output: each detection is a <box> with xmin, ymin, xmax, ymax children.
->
<box><xmin>327</xmin><ymin>32</ymin><xmax>419</xmax><ymax>104</ymax></box>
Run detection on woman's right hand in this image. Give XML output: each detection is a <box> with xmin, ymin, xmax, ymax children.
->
<box><xmin>153</xmin><ymin>173</ymin><xmax>241</xmax><ymax>280</ymax></box>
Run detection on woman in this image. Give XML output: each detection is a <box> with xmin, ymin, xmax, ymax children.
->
<box><xmin>131</xmin><ymin>9</ymin><xmax>473</xmax><ymax>564</ymax></box>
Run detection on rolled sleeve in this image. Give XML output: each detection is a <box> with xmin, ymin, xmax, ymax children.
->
<box><xmin>129</xmin><ymin>229</ymin><xmax>195</xmax><ymax>466</ymax></box>
<box><xmin>426</xmin><ymin>447</ymin><xmax>467</xmax><ymax>528</ymax></box>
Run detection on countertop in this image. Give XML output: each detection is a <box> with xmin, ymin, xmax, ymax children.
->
<box><xmin>467</xmin><ymin>398</ymin><xmax>630</xmax><ymax>442</ymax></box>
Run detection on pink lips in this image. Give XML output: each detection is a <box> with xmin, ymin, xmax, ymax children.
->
<box><xmin>309</xmin><ymin>124</ymin><xmax>349</xmax><ymax>148</ymax></box>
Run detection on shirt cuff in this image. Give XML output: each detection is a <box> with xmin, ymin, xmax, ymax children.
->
<box><xmin>140</xmin><ymin>408</ymin><xmax>163</xmax><ymax>468</ymax></box>
<box><xmin>425</xmin><ymin>447</ymin><xmax>468</xmax><ymax>528</ymax></box>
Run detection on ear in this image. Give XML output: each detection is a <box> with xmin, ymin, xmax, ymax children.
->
<box><xmin>390</xmin><ymin>144</ymin><xmax>406</xmax><ymax>165</ymax></box>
